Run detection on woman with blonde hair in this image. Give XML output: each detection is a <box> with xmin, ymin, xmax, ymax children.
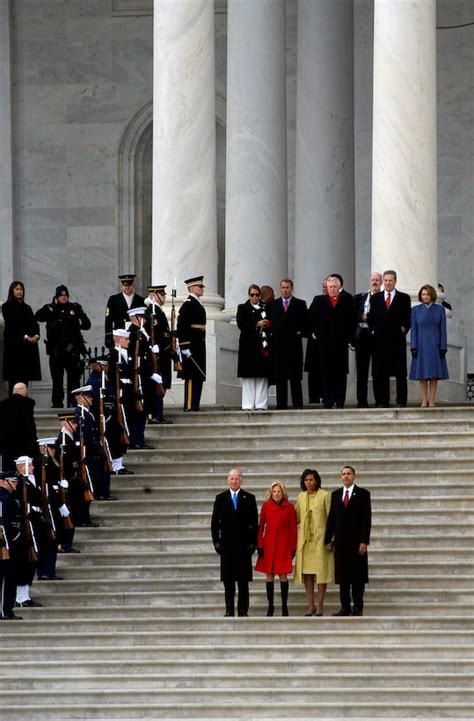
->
<box><xmin>294</xmin><ymin>468</ymin><xmax>334</xmax><ymax>616</ymax></box>
<box><xmin>255</xmin><ymin>481</ymin><xmax>297</xmax><ymax>616</ymax></box>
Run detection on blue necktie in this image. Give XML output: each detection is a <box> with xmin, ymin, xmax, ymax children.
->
<box><xmin>232</xmin><ymin>492</ymin><xmax>238</xmax><ymax>510</ymax></box>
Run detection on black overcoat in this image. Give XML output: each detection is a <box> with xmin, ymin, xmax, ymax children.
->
<box><xmin>0</xmin><ymin>394</ymin><xmax>38</xmax><ymax>472</ymax></box>
<box><xmin>104</xmin><ymin>292</ymin><xmax>145</xmax><ymax>348</ymax></box>
<box><xmin>177</xmin><ymin>296</ymin><xmax>207</xmax><ymax>381</ymax></box>
<box><xmin>266</xmin><ymin>296</ymin><xmax>307</xmax><ymax>380</ymax></box>
<box><xmin>211</xmin><ymin>488</ymin><xmax>258</xmax><ymax>582</ymax></box>
<box><xmin>308</xmin><ymin>291</ymin><xmax>356</xmax><ymax>376</ymax></box>
<box><xmin>368</xmin><ymin>290</ymin><xmax>411</xmax><ymax>376</ymax></box>
<box><xmin>325</xmin><ymin>484</ymin><xmax>371</xmax><ymax>584</ymax></box>
<box><xmin>236</xmin><ymin>301</ymin><xmax>269</xmax><ymax>379</ymax></box>
<box><xmin>2</xmin><ymin>299</ymin><xmax>42</xmax><ymax>382</ymax></box>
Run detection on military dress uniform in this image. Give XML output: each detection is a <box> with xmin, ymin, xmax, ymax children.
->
<box><xmin>0</xmin><ymin>478</ymin><xmax>23</xmax><ymax>619</ymax></box>
<box><xmin>35</xmin><ymin>285</ymin><xmax>91</xmax><ymax>408</ymax></box>
<box><xmin>145</xmin><ymin>285</ymin><xmax>172</xmax><ymax>423</ymax></box>
<box><xmin>55</xmin><ymin>416</ymin><xmax>84</xmax><ymax>544</ymax></box>
<box><xmin>127</xmin><ymin>311</ymin><xmax>155</xmax><ymax>448</ymax></box>
<box><xmin>104</xmin><ymin>274</ymin><xmax>145</xmax><ymax>349</ymax></box>
<box><xmin>177</xmin><ymin>277</ymin><xmax>207</xmax><ymax>412</ymax></box>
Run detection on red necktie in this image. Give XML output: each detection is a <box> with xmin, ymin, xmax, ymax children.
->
<box><xmin>385</xmin><ymin>293</ymin><xmax>391</xmax><ymax>309</ymax></box>
<box><xmin>343</xmin><ymin>490</ymin><xmax>349</xmax><ymax>507</ymax></box>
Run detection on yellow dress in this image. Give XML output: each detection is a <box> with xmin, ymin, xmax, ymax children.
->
<box><xmin>294</xmin><ymin>489</ymin><xmax>335</xmax><ymax>584</ymax></box>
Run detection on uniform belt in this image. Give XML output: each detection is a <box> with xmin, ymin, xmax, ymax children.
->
<box><xmin>190</xmin><ymin>324</ymin><xmax>206</xmax><ymax>330</ymax></box>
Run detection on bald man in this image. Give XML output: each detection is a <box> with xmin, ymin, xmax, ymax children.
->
<box><xmin>0</xmin><ymin>383</ymin><xmax>38</xmax><ymax>473</ymax></box>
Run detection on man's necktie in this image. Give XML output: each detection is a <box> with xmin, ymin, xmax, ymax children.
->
<box><xmin>232</xmin><ymin>492</ymin><xmax>238</xmax><ymax>510</ymax></box>
<box><xmin>385</xmin><ymin>293</ymin><xmax>391</xmax><ymax>309</ymax></box>
<box><xmin>343</xmin><ymin>490</ymin><xmax>349</xmax><ymax>507</ymax></box>
<box><xmin>283</xmin><ymin>299</ymin><xmax>289</xmax><ymax>313</ymax></box>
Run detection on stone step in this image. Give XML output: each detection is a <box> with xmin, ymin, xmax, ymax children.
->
<box><xmin>1</xmin><ymin>670</ymin><xmax>473</xmax><ymax>691</ymax></box>
<box><xmin>56</xmin><ymin>547</ymin><xmax>473</xmax><ymax>567</ymax></box>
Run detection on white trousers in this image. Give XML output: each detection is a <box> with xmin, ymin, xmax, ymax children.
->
<box><xmin>242</xmin><ymin>378</ymin><xmax>268</xmax><ymax>410</ymax></box>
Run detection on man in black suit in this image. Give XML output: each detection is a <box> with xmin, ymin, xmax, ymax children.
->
<box><xmin>211</xmin><ymin>469</ymin><xmax>258</xmax><ymax>617</ymax></box>
<box><xmin>267</xmin><ymin>279</ymin><xmax>307</xmax><ymax>409</ymax></box>
<box><xmin>325</xmin><ymin>465</ymin><xmax>371</xmax><ymax>616</ymax></box>
<box><xmin>354</xmin><ymin>272</ymin><xmax>382</xmax><ymax>408</ymax></box>
<box><xmin>104</xmin><ymin>274</ymin><xmax>145</xmax><ymax>349</ymax></box>
<box><xmin>368</xmin><ymin>269</ymin><xmax>411</xmax><ymax>407</ymax></box>
<box><xmin>308</xmin><ymin>276</ymin><xmax>356</xmax><ymax>409</ymax></box>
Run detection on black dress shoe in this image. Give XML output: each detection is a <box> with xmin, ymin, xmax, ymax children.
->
<box><xmin>96</xmin><ymin>495</ymin><xmax>118</xmax><ymax>501</ymax></box>
<box><xmin>59</xmin><ymin>547</ymin><xmax>81</xmax><ymax>554</ymax></box>
<box><xmin>16</xmin><ymin>599</ymin><xmax>43</xmax><ymax>608</ymax></box>
<box><xmin>352</xmin><ymin>610</ymin><xmax>363</xmax><ymax>616</ymax></box>
<box><xmin>115</xmin><ymin>468</ymin><xmax>135</xmax><ymax>475</ymax></box>
<box><xmin>224</xmin><ymin>611</ymin><xmax>234</xmax><ymax>617</ymax></box>
<box><xmin>332</xmin><ymin>608</ymin><xmax>352</xmax><ymax>617</ymax></box>
<box><xmin>38</xmin><ymin>575</ymin><xmax>63</xmax><ymax>581</ymax></box>
<box><xmin>78</xmin><ymin>521</ymin><xmax>100</xmax><ymax>528</ymax></box>
<box><xmin>396</xmin><ymin>403</ymin><xmax>407</xmax><ymax>408</ymax></box>
<box><xmin>158</xmin><ymin>417</ymin><xmax>173</xmax><ymax>424</ymax></box>
<box><xmin>141</xmin><ymin>443</ymin><xmax>155</xmax><ymax>449</ymax></box>
<box><xmin>238</xmin><ymin>612</ymin><xmax>249</xmax><ymax>617</ymax></box>
<box><xmin>1</xmin><ymin>613</ymin><xmax>23</xmax><ymax>620</ymax></box>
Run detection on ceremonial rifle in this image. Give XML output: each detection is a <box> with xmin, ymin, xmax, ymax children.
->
<box><xmin>115</xmin><ymin>349</ymin><xmax>130</xmax><ymax>446</ymax></box>
<box><xmin>79</xmin><ymin>407</ymin><xmax>95</xmax><ymax>502</ymax></box>
<box><xmin>0</xmin><ymin>501</ymin><xmax>10</xmax><ymax>561</ymax></box>
<box><xmin>132</xmin><ymin>331</ymin><xmax>145</xmax><ymax>412</ymax></box>
<box><xmin>170</xmin><ymin>285</ymin><xmax>183</xmax><ymax>372</ymax></box>
<box><xmin>59</xmin><ymin>429</ymin><xmax>74</xmax><ymax>531</ymax></box>
<box><xmin>99</xmin><ymin>368</ymin><xmax>113</xmax><ymax>472</ymax></box>
<box><xmin>149</xmin><ymin>301</ymin><xmax>165</xmax><ymax>397</ymax></box>
<box><xmin>40</xmin><ymin>444</ymin><xmax>56</xmax><ymax>543</ymax></box>
<box><xmin>21</xmin><ymin>477</ymin><xmax>38</xmax><ymax>563</ymax></box>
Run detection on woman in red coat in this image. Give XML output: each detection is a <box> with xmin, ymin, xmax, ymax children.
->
<box><xmin>255</xmin><ymin>482</ymin><xmax>297</xmax><ymax>616</ymax></box>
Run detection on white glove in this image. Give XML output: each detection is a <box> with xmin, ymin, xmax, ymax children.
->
<box><xmin>151</xmin><ymin>344</ymin><xmax>160</xmax><ymax>354</ymax></box>
<box><xmin>150</xmin><ymin>373</ymin><xmax>163</xmax><ymax>384</ymax></box>
<box><xmin>59</xmin><ymin>504</ymin><xmax>70</xmax><ymax>518</ymax></box>
<box><xmin>120</xmin><ymin>378</ymin><xmax>132</xmax><ymax>385</ymax></box>
<box><xmin>59</xmin><ymin>480</ymin><xmax>69</xmax><ymax>489</ymax></box>
<box><xmin>181</xmin><ymin>349</ymin><xmax>191</xmax><ymax>358</ymax></box>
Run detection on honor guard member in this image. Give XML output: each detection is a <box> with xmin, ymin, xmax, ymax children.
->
<box><xmin>14</xmin><ymin>456</ymin><xmax>43</xmax><ymax>608</ymax></box>
<box><xmin>177</xmin><ymin>276</ymin><xmax>207</xmax><ymax>412</ymax></box>
<box><xmin>108</xmin><ymin>329</ymin><xmax>136</xmax><ymax>469</ymax></box>
<box><xmin>72</xmin><ymin>386</ymin><xmax>101</xmax><ymax>525</ymax></box>
<box><xmin>105</xmin><ymin>274</ymin><xmax>145</xmax><ymax>349</ymax></box>
<box><xmin>35</xmin><ymin>285</ymin><xmax>91</xmax><ymax>408</ymax></box>
<box><xmin>56</xmin><ymin>413</ymin><xmax>82</xmax><ymax>551</ymax></box>
<box><xmin>0</xmin><ymin>474</ymin><xmax>23</xmax><ymax>619</ymax></box>
<box><xmin>127</xmin><ymin>308</ymin><xmax>155</xmax><ymax>449</ymax></box>
<box><xmin>145</xmin><ymin>285</ymin><xmax>173</xmax><ymax>424</ymax></box>
<box><xmin>35</xmin><ymin>438</ymin><xmax>63</xmax><ymax>580</ymax></box>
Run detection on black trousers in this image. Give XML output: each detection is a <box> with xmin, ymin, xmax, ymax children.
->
<box><xmin>49</xmin><ymin>353</ymin><xmax>82</xmax><ymax>408</ymax></box>
<box><xmin>184</xmin><ymin>378</ymin><xmax>203</xmax><ymax>411</ymax></box>
<box><xmin>339</xmin><ymin>582</ymin><xmax>365</xmax><ymax>613</ymax></box>
<box><xmin>276</xmin><ymin>378</ymin><xmax>303</xmax><ymax>409</ymax></box>
<box><xmin>321</xmin><ymin>372</ymin><xmax>347</xmax><ymax>409</ymax></box>
<box><xmin>0</xmin><ymin>558</ymin><xmax>17</xmax><ymax>617</ymax></box>
<box><xmin>355</xmin><ymin>330</ymin><xmax>373</xmax><ymax>407</ymax></box>
<box><xmin>224</xmin><ymin>580</ymin><xmax>250</xmax><ymax>616</ymax></box>
<box><xmin>373</xmin><ymin>372</ymin><xmax>407</xmax><ymax>407</ymax></box>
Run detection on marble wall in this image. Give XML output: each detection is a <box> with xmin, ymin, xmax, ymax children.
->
<box><xmin>3</xmin><ymin>0</ymin><xmax>473</xmax><ymax>405</ymax></box>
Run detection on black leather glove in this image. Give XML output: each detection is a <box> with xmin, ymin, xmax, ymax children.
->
<box><xmin>439</xmin><ymin>349</ymin><xmax>447</xmax><ymax>357</ymax></box>
<box><xmin>411</xmin><ymin>348</ymin><xmax>418</xmax><ymax>358</ymax></box>
<box><xmin>257</xmin><ymin>547</ymin><xmax>264</xmax><ymax>558</ymax></box>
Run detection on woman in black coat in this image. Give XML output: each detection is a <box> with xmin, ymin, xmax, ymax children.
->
<box><xmin>236</xmin><ymin>285</ymin><xmax>271</xmax><ymax>410</ymax></box>
<box><xmin>2</xmin><ymin>281</ymin><xmax>41</xmax><ymax>392</ymax></box>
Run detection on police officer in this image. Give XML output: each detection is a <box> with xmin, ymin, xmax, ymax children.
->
<box><xmin>177</xmin><ymin>276</ymin><xmax>207</xmax><ymax>412</ymax></box>
<box><xmin>35</xmin><ymin>285</ymin><xmax>91</xmax><ymax>408</ymax></box>
<box><xmin>104</xmin><ymin>274</ymin><xmax>145</xmax><ymax>349</ymax></box>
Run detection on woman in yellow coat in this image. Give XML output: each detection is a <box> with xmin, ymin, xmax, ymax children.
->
<box><xmin>294</xmin><ymin>468</ymin><xmax>334</xmax><ymax>616</ymax></box>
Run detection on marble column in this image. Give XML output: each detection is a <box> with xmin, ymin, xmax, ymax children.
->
<box><xmin>224</xmin><ymin>0</ymin><xmax>288</xmax><ymax>311</ymax></box>
<box><xmin>294</xmin><ymin>0</ymin><xmax>355</xmax><ymax>299</ymax></box>
<box><xmin>371</xmin><ymin>0</ymin><xmax>437</xmax><ymax>295</ymax></box>
<box><xmin>0</xmin><ymin>0</ymin><xmax>14</xmax><ymax>299</ymax></box>
<box><xmin>152</xmin><ymin>0</ymin><xmax>222</xmax><ymax>314</ymax></box>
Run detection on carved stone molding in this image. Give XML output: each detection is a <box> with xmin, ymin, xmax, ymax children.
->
<box><xmin>109</xmin><ymin>0</ymin><xmax>227</xmax><ymax>17</ymax></box>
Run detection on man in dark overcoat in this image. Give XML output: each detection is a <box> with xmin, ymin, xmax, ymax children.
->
<box><xmin>177</xmin><ymin>276</ymin><xmax>207</xmax><ymax>412</ymax></box>
<box><xmin>325</xmin><ymin>465</ymin><xmax>371</xmax><ymax>616</ymax></box>
<box><xmin>354</xmin><ymin>272</ymin><xmax>382</xmax><ymax>407</ymax></box>
<box><xmin>0</xmin><ymin>383</ymin><xmax>38</xmax><ymax>473</ymax></box>
<box><xmin>368</xmin><ymin>269</ymin><xmax>411</xmax><ymax>407</ymax></box>
<box><xmin>308</xmin><ymin>276</ymin><xmax>356</xmax><ymax>409</ymax></box>
<box><xmin>211</xmin><ymin>469</ymin><xmax>258</xmax><ymax>617</ymax></box>
<box><xmin>104</xmin><ymin>274</ymin><xmax>145</xmax><ymax>349</ymax></box>
<box><xmin>266</xmin><ymin>278</ymin><xmax>307</xmax><ymax>409</ymax></box>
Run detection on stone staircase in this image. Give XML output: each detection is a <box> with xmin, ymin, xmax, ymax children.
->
<box><xmin>1</xmin><ymin>406</ymin><xmax>474</xmax><ymax>720</ymax></box>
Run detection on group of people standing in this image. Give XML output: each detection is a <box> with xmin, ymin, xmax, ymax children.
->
<box><xmin>211</xmin><ymin>466</ymin><xmax>371</xmax><ymax>618</ymax></box>
<box><xmin>237</xmin><ymin>271</ymin><xmax>449</xmax><ymax>410</ymax></box>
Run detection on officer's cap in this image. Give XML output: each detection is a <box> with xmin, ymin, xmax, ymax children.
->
<box><xmin>185</xmin><ymin>275</ymin><xmax>205</xmax><ymax>288</ymax></box>
<box><xmin>58</xmin><ymin>412</ymin><xmax>76</xmax><ymax>423</ymax></box>
<box><xmin>71</xmin><ymin>385</ymin><xmax>93</xmax><ymax>397</ymax></box>
<box><xmin>148</xmin><ymin>285</ymin><xmax>167</xmax><ymax>295</ymax></box>
<box><xmin>113</xmin><ymin>329</ymin><xmax>130</xmax><ymax>338</ymax></box>
<box><xmin>38</xmin><ymin>437</ymin><xmax>57</xmax><ymax>447</ymax></box>
<box><xmin>128</xmin><ymin>307</ymin><xmax>147</xmax><ymax>317</ymax></box>
<box><xmin>14</xmin><ymin>455</ymin><xmax>33</xmax><ymax>467</ymax></box>
<box><xmin>119</xmin><ymin>274</ymin><xmax>136</xmax><ymax>286</ymax></box>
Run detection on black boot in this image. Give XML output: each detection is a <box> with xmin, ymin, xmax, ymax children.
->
<box><xmin>266</xmin><ymin>581</ymin><xmax>274</xmax><ymax>617</ymax></box>
<box><xmin>281</xmin><ymin>580</ymin><xmax>289</xmax><ymax>616</ymax></box>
